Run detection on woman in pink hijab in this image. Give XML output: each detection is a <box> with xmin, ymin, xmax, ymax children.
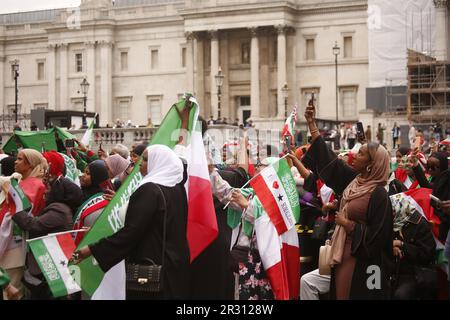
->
<box><xmin>104</xmin><ymin>154</ymin><xmax>131</xmax><ymax>190</ymax></box>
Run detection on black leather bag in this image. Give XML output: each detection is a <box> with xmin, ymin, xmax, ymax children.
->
<box><xmin>126</xmin><ymin>185</ymin><xmax>167</xmax><ymax>293</ymax></box>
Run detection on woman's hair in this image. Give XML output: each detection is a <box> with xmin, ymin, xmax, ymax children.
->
<box><xmin>46</xmin><ymin>177</ymin><xmax>83</xmax><ymax>211</ymax></box>
<box><xmin>20</xmin><ymin>149</ymin><xmax>48</xmax><ymax>178</ymax></box>
<box><xmin>132</xmin><ymin>144</ymin><xmax>148</xmax><ymax>157</ymax></box>
<box><xmin>397</xmin><ymin>147</ymin><xmax>410</xmax><ymax>157</ymax></box>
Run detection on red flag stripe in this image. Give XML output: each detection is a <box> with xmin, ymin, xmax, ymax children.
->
<box><xmin>56</xmin><ymin>233</ymin><xmax>77</xmax><ymax>260</ymax></box>
<box><xmin>251</xmin><ymin>174</ymin><xmax>288</xmax><ymax>235</ymax></box>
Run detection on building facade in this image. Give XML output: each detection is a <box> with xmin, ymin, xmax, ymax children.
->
<box><xmin>0</xmin><ymin>0</ymin><xmax>369</xmax><ymax>130</ymax></box>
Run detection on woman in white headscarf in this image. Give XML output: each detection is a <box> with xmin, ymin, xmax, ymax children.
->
<box><xmin>73</xmin><ymin>145</ymin><xmax>190</xmax><ymax>300</ymax></box>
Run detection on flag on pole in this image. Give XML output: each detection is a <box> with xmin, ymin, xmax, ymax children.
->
<box><xmin>185</xmin><ymin>101</ymin><xmax>218</xmax><ymax>262</ymax></box>
<box><xmin>250</xmin><ymin>158</ymin><xmax>300</xmax><ymax>235</ymax></box>
<box><xmin>80</xmin><ymin>115</ymin><xmax>96</xmax><ymax>149</ymax></box>
<box><xmin>281</xmin><ymin>106</ymin><xmax>297</xmax><ymax>141</ymax></box>
<box><xmin>151</xmin><ymin>95</ymin><xmax>218</xmax><ymax>262</ymax></box>
<box><xmin>27</xmin><ymin>232</ymin><xmax>81</xmax><ymax>298</ymax></box>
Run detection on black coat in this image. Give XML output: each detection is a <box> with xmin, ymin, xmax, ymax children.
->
<box><xmin>13</xmin><ymin>203</ymin><xmax>73</xmax><ymax>276</ymax></box>
<box><xmin>395</xmin><ymin>211</ymin><xmax>436</xmax><ymax>276</ymax></box>
<box><xmin>302</xmin><ymin>136</ymin><xmax>394</xmax><ymax>300</ymax></box>
<box><xmin>89</xmin><ymin>182</ymin><xmax>190</xmax><ymax>300</ymax></box>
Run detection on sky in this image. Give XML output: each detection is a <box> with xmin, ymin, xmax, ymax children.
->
<box><xmin>0</xmin><ymin>0</ymin><xmax>81</xmax><ymax>14</ymax></box>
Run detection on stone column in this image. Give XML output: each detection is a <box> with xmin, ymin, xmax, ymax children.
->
<box><xmin>250</xmin><ymin>27</ymin><xmax>260</xmax><ymax>119</ymax></box>
<box><xmin>47</xmin><ymin>44</ymin><xmax>56</xmax><ymax>110</ymax></box>
<box><xmin>100</xmin><ymin>41</ymin><xmax>113</xmax><ymax>126</ymax></box>
<box><xmin>276</xmin><ymin>25</ymin><xmax>287</xmax><ymax>119</ymax></box>
<box><xmin>210</xmin><ymin>30</ymin><xmax>219</xmax><ymax>119</ymax></box>
<box><xmin>185</xmin><ymin>32</ymin><xmax>195</xmax><ymax>94</ymax></box>
<box><xmin>86</xmin><ymin>41</ymin><xmax>96</xmax><ymax>113</ymax></box>
<box><xmin>195</xmin><ymin>36</ymin><xmax>205</xmax><ymax>116</ymax></box>
<box><xmin>433</xmin><ymin>0</ymin><xmax>448</xmax><ymax>60</ymax></box>
<box><xmin>59</xmin><ymin>43</ymin><xmax>68</xmax><ymax>111</ymax></box>
<box><xmin>0</xmin><ymin>43</ymin><xmax>4</xmax><ymax>123</ymax></box>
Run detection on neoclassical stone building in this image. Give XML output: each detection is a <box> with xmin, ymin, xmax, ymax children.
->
<box><xmin>0</xmin><ymin>0</ymin><xmax>370</xmax><ymax>129</ymax></box>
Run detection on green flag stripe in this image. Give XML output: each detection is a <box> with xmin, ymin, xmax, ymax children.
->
<box><xmin>29</xmin><ymin>239</ymin><xmax>68</xmax><ymax>297</ymax></box>
<box><xmin>277</xmin><ymin>159</ymin><xmax>300</xmax><ymax>222</ymax></box>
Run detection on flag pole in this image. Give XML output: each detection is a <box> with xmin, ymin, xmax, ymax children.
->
<box><xmin>223</xmin><ymin>153</ymin><xmax>289</xmax><ymax>209</ymax></box>
<box><xmin>26</xmin><ymin>229</ymin><xmax>88</xmax><ymax>242</ymax></box>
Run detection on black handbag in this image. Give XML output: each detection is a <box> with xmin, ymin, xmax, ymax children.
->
<box><xmin>126</xmin><ymin>184</ymin><xmax>167</xmax><ymax>293</ymax></box>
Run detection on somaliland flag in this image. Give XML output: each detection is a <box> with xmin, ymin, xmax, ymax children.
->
<box><xmin>8</xmin><ymin>179</ymin><xmax>32</xmax><ymax>214</ymax></box>
<box><xmin>28</xmin><ymin>232</ymin><xmax>81</xmax><ymax>298</ymax></box>
<box><xmin>250</xmin><ymin>158</ymin><xmax>300</xmax><ymax>235</ymax></box>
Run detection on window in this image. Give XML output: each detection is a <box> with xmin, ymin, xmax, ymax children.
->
<box><xmin>306</xmin><ymin>39</ymin><xmax>315</xmax><ymax>60</ymax></box>
<box><xmin>120</xmin><ymin>51</ymin><xmax>128</xmax><ymax>71</ymax></box>
<box><xmin>341</xmin><ymin>87</ymin><xmax>357</xmax><ymax>117</ymax></box>
<box><xmin>37</xmin><ymin>61</ymin><xmax>45</xmax><ymax>80</ymax></box>
<box><xmin>302</xmin><ymin>88</ymin><xmax>320</xmax><ymax>111</ymax></box>
<box><xmin>75</xmin><ymin>53</ymin><xmax>83</xmax><ymax>72</ymax></box>
<box><xmin>181</xmin><ymin>47</ymin><xmax>186</xmax><ymax>68</ymax></box>
<box><xmin>344</xmin><ymin>36</ymin><xmax>352</xmax><ymax>58</ymax></box>
<box><xmin>151</xmin><ymin>49</ymin><xmax>159</xmax><ymax>70</ymax></box>
<box><xmin>115</xmin><ymin>98</ymin><xmax>130</xmax><ymax>122</ymax></box>
<box><xmin>148</xmin><ymin>97</ymin><xmax>162</xmax><ymax>124</ymax></box>
<box><xmin>240</xmin><ymin>96</ymin><xmax>251</xmax><ymax>106</ymax></box>
<box><xmin>241</xmin><ymin>42</ymin><xmax>250</xmax><ymax>64</ymax></box>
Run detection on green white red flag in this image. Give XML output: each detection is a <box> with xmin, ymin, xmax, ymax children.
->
<box><xmin>281</xmin><ymin>106</ymin><xmax>297</xmax><ymax>141</ymax></box>
<box><xmin>27</xmin><ymin>232</ymin><xmax>81</xmax><ymax>298</ymax></box>
<box><xmin>250</xmin><ymin>158</ymin><xmax>300</xmax><ymax>235</ymax></box>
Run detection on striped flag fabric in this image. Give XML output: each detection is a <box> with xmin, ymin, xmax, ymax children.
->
<box><xmin>80</xmin><ymin>115</ymin><xmax>96</xmax><ymax>149</ymax></box>
<box><xmin>59</xmin><ymin>153</ymin><xmax>81</xmax><ymax>186</ymax></box>
<box><xmin>281</xmin><ymin>106</ymin><xmax>297</xmax><ymax>141</ymax></box>
<box><xmin>185</xmin><ymin>104</ymin><xmax>218</xmax><ymax>262</ymax></box>
<box><xmin>8</xmin><ymin>178</ymin><xmax>32</xmax><ymax>214</ymax></box>
<box><xmin>27</xmin><ymin>232</ymin><xmax>81</xmax><ymax>298</ymax></box>
<box><xmin>250</xmin><ymin>158</ymin><xmax>300</xmax><ymax>235</ymax></box>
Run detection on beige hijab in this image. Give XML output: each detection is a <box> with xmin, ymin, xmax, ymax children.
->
<box><xmin>330</xmin><ymin>143</ymin><xmax>390</xmax><ymax>266</ymax></box>
<box><xmin>20</xmin><ymin>149</ymin><xmax>48</xmax><ymax>179</ymax></box>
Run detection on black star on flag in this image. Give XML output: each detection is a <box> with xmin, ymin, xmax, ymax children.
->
<box><xmin>60</xmin><ymin>260</ymin><xmax>66</xmax><ymax>267</ymax></box>
<box><xmin>277</xmin><ymin>194</ymin><xmax>284</xmax><ymax>202</ymax></box>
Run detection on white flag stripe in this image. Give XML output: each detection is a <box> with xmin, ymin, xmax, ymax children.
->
<box><xmin>260</xmin><ymin>166</ymin><xmax>296</xmax><ymax>231</ymax></box>
<box><xmin>92</xmin><ymin>261</ymin><xmax>126</xmax><ymax>300</ymax></box>
<box><xmin>42</xmin><ymin>236</ymin><xmax>81</xmax><ymax>294</ymax></box>
<box><xmin>255</xmin><ymin>214</ymin><xmax>281</xmax><ymax>269</ymax></box>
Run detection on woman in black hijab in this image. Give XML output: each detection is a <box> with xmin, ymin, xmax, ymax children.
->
<box><xmin>80</xmin><ymin>160</ymin><xmax>112</xmax><ymax>202</ymax></box>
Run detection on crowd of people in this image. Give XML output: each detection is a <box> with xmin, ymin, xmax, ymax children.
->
<box><xmin>0</xmin><ymin>97</ymin><xmax>449</xmax><ymax>301</ymax></box>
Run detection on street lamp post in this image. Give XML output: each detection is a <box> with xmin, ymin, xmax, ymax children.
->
<box><xmin>215</xmin><ymin>67</ymin><xmax>224</xmax><ymax>120</ymax></box>
<box><xmin>12</xmin><ymin>60</ymin><xmax>19</xmax><ymax>125</ymax></box>
<box><xmin>333</xmin><ymin>42</ymin><xmax>340</xmax><ymax>123</ymax></box>
<box><xmin>281</xmin><ymin>83</ymin><xmax>289</xmax><ymax>119</ymax></box>
<box><xmin>80</xmin><ymin>78</ymin><xmax>90</xmax><ymax>129</ymax></box>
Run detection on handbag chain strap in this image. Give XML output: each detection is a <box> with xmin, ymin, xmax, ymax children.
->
<box><xmin>155</xmin><ymin>184</ymin><xmax>167</xmax><ymax>268</ymax></box>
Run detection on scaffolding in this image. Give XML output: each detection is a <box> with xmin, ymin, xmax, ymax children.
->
<box><xmin>407</xmin><ymin>49</ymin><xmax>450</xmax><ymax>128</ymax></box>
